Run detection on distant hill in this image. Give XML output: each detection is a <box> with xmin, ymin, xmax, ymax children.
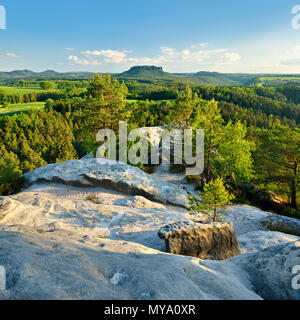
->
<box><xmin>38</xmin><ymin>70</ymin><xmax>61</xmax><ymax>77</ymax></box>
<box><xmin>1</xmin><ymin>66</ymin><xmax>300</xmax><ymax>87</ymax></box>
<box><xmin>190</xmin><ymin>71</ymin><xmax>240</xmax><ymax>86</ymax></box>
<box><xmin>0</xmin><ymin>70</ymin><xmax>36</xmax><ymax>79</ymax></box>
<box><xmin>0</xmin><ymin>70</ymin><xmax>94</xmax><ymax>81</ymax></box>
<box><xmin>116</xmin><ymin>66</ymin><xmax>245</xmax><ymax>85</ymax></box>
<box><xmin>190</xmin><ymin>71</ymin><xmax>259</xmax><ymax>86</ymax></box>
<box><xmin>118</xmin><ymin>66</ymin><xmax>169</xmax><ymax>78</ymax></box>
<box><xmin>117</xmin><ymin>66</ymin><xmax>263</xmax><ymax>86</ymax></box>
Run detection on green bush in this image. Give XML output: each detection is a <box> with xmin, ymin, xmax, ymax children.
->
<box><xmin>188</xmin><ymin>178</ymin><xmax>235</xmax><ymax>222</ymax></box>
<box><xmin>0</xmin><ymin>166</ymin><xmax>25</xmax><ymax>196</ymax></box>
<box><xmin>280</xmin><ymin>207</ymin><xmax>300</xmax><ymax>219</ymax></box>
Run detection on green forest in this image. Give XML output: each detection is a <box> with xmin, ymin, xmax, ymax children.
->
<box><xmin>0</xmin><ymin>71</ymin><xmax>299</xmax><ymax>219</ymax></box>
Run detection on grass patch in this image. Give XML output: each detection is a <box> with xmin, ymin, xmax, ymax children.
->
<box><xmin>0</xmin><ymin>102</ymin><xmax>45</xmax><ymax>116</ymax></box>
<box><xmin>0</xmin><ymin>86</ymin><xmax>54</xmax><ymax>94</ymax></box>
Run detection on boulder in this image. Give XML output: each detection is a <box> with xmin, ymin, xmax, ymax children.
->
<box><xmin>158</xmin><ymin>220</ymin><xmax>240</xmax><ymax>260</ymax></box>
<box><xmin>23</xmin><ymin>158</ymin><xmax>188</xmax><ymax>208</ymax></box>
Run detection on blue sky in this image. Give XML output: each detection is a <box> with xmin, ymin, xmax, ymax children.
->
<box><xmin>0</xmin><ymin>0</ymin><xmax>300</xmax><ymax>73</ymax></box>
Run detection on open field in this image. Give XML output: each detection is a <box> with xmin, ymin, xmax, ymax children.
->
<box><xmin>251</xmin><ymin>76</ymin><xmax>300</xmax><ymax>86</ymax></box>
<box><xmin>0</xmin><ymin>86</ymin><xmax>55</xmax><ymax>94</ymax></box>
<box><xmin>258</xmin><ymin>76</ymin><xmax>300</xmax><ymax>81</ymax></box>
<box><xmin>0</xmin><ymin>102</ymin><xmax>45</xmax><ymax>116</ymax></box>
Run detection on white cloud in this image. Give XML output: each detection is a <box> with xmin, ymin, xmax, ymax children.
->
<box><xmin>189</xmin><ymin>42</ymin><xmax>209</xmax><ymax>49</ymax></box>
<box><xmin>218</xmin><ymin>52</ymin><xmax>241</xmax><ymax>64</ymax></box>
<box><xmin>160</xmin><ymin>46</ymin><xmax>177</xmax><ymax>57</ymax></box>
<box><xmin>280</xmin><ymin>45</ymin><xmax>300</xmax><ymax>66</ymax></box>
<box><xmin>5</xmin><ymin>52</ymin><xmax>22</xmax><ymax>58</ymax></box>
<box><xmin>68</xmin><ymin>55</ymin><xmax>101</xmax><ymax>66</ymax></box>
<box><xmin>66</xmin><ymin>45</ymin><xmax>241</xmax><ymax>70</ymax></box>
<box><xmin>82</xmin><ymin>50</ymin><xmax>127</xmax><ymax>64</ymax></box>
<box><xmin>101</xmin><ymin>50</ymin><xmax>127</xmax><ymax>64</ymax></box>
<box><xmin>81</xmin><ymin>50</ymin><xmax>102</xmax><ymax>56</ymax></box>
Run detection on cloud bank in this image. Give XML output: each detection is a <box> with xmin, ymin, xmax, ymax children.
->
<box><xmin>66</xmin><ymin>45</ymin><xmax>241</xmax><ymax>70</ymax></box>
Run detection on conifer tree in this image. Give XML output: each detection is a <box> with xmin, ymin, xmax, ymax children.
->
<box><xmin>188</xmin><ymin>178</ymin><xmax>234</xmax><ymax>222</ymax></box>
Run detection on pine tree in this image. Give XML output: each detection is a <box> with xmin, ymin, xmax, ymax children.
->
<box><xmin>188</xmin><ymin>178</ymin><xmax>234</xmax><ymax>222</ymax></box>
<box><xmin>254</xmin><ymin>125</ymin><xmax>300</xmax><ymax>209</ymax></box>
<box><xmin>174</xmin><ymin>86</ymin><xmax>200</xmax><ymax>126</ymax></box>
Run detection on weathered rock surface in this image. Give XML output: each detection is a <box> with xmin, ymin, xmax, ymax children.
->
<box><xmin>114</xmin><ymin>196</ymin><xmax>166</xmax><ymax>209</ymax></box>
<box><xmin>0</xmin><ymin>161</ymin><xmax>299</xmax><ymax>300</ymax></box>
<box><xmin>24</xmin><ymin>158</ymin><xmax>188</xmax><ymax>207</ymax></box>
<box><xmin>260</xmin><ymin>215</ymin><xmax>300</xmax><ymax>236</ymax></box>
<box><xmin>238</xmin><ymin>231</ymin><xmax>299</xmax><ymax>254</ymax></box>
<box><xmin>0</xmin><ymin>225</ymin><xmax>260</xmax><ymax>300</ymax></box>
<box><xmin>1</xmin><ymin>224</ymin><xmax>299</xmax><ymax>300</ymax></box>
<box><xmin>158</xmin><ymin>221</ymin><xmax>240</xmax><ymax>260</ymax></box>
<box><xmin>235</xmin><ymin>240</ymin><xmax>300</xmax><ymax>300</ymax></box>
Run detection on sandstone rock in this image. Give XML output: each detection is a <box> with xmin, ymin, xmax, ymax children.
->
<box><xmin>1</xmin><ymin>224</ymin><xmax>298</xmax><ymax>300</ymax></box>
<box><xmin>235</xmin><ymin>240</ymin><xmax>300</xmax><ymax>300</ymax></box>
<box><xmin>114</xmin><ymin>196</ymin><xmax>166</xmax><ymax>209</ymax></box>
<box><xmin>260</xmin><ymin>215</ymin><xmax>300</xmax><ymax>236</ymax></box>
<box><xmin>238</xmin><ymin>231</ymin><xmax>299</xmax><ymax>254</ymax></box>
<box><xmin>226</xmin><ymin>205</ymin><xmax>300</xmax><ymax>237</ymax></box>
<box><xmin>81</xmin><ymin>152</ymin><xmax>95</xmax><ymax>159</ymax></box>
<box><xmin>158</xmin><ymin>221</ymin><xmax>240</xmax><ymax>260</ymax></box>
<box><xmin>1</xmin><ymin>162</ymin><xmax>299</xmax><ymax>300</ymax></box>
<box><xmin>0</xmin><ymin>225</ymin><xmax>261</xmax><ymax>300</ymax></box>
<box><xmin>23</xmin><ymin>158</ymin><xmax>188</xmax><ymax>207</ymax></box>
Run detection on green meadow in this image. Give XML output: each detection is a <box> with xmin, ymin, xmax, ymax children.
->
<box><xmin>0</xmin><ymin>102</ymin><xmax>45</xmax><ymax>116</ymax></box>
<box><xmin>0</xmin><ymin>86</ymin><xmax>54</xmax><ymax>94</ymax></box>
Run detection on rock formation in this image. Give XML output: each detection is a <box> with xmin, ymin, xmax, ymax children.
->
<box><xmin>0</xmin><ymin>159</ymin><xmax>299</xmax><ymax>300</ymax></box>
<box><xmin>24</xmin><ymin>158</ymin><xmax>188</xmax><ymax>207</ymax></box>
<box><xmin>158</xmin><ymin>221</ymin><xmax>240</xmax><ymax>260</ymax></box>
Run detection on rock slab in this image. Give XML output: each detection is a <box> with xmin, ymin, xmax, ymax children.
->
<box><xmin>158</xmin><ymin>221</ymin><xmax>240</xmax><ymax>260</ymax></box>
<box><xmin>23</xmin><ymin>158</ymin><xmax>188</xmax><ymax>207</ymax></box>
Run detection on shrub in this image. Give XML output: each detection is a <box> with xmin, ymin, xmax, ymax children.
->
<box><xmin>280</xmin><ymin>207</ymin><xmax>300</xmax><ymax>219</ymax></box>
<box><xmin>188</xmin><ymin>178</ymin><xmax>235</xmax><ymax>222</ymax></box>
<box><xmin>0</xmin><ymin>166</ymin><xmax>25</xmax><ymax>196</ymax></box>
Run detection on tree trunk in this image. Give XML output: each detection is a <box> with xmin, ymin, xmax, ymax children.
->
<box><xmin>213</xmin><ymin>207</ymin><xmax>217</xmax><ymax>222</ymax></box>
